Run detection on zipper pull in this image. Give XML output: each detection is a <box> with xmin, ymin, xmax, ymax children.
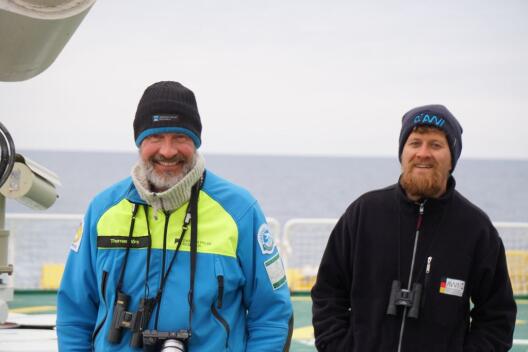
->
<box><xmin>217</xmin><ymin>275</ymin><xmax>224</xmax><ymax>309</ymax></box>
<box><xmin>426</xmin><ymin>256</ymin><xmax>432</xmax><ymax>274</ymax></box>
<box><xmin>421</xmin><ymin>256</ymin><xmax>433</xmax><ymax>310</ymax></box>
<box><xmin>416</xmin><ymin>201</ymin><xmax>426</xmax><ymax>230</ymax></box>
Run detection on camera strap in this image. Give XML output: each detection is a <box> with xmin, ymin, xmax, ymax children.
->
<box><xmin>143</xmin><ymin>205</ymin><xmax>152</xmax><ymax>298</ymax></box>
<box><xmin>116</xmin><ymin>203</ymin><xmax>140</xmax><ymax>293</ymax></box>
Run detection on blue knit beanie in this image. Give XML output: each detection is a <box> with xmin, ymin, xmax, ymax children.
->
<box><xmin>398</xmin><ymin>104</ymin><xmax>463</xmax><ymax>172</ymax></box>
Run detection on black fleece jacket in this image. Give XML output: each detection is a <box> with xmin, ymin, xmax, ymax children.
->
<box><xmin>311</xmin><ymin>177</ymin><xmax>516</xmax><ymax>352</ymax></box>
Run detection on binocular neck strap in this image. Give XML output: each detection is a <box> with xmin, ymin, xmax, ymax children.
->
<box><xmin>406</xmin><ymin>201</ymin><xmax>425</xmax><ymax>290</ymax></box>
<box><xmin>188</xmin><ymin>178</ymin><xmax>200</xmax><ymax>334</ymax></box>
<box><xmin>397</xmin><ymin>200</ymin><xmax>425</xmax><ymax>352</ymax></box>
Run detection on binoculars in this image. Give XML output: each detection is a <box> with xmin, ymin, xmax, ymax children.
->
<box><xmin>386</xmin><ymin>280</ymin><xmax>422</xmax><ymax>319</ymax></box>
<box><xmin>107</xmin><ymin>291</ymin><xmax>155</xmax><ymax>348</ymax></box>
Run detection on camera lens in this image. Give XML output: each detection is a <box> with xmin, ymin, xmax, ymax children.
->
<box><xmin>161</xmin><ymin>339</ymin><xmax>186</xmax><ymax>352</ymax></box>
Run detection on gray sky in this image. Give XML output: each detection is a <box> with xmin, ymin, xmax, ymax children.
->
<box><xmin>1</xmin><ymin>0</ymin><xmax>527</xmax><ymax>159</ymax></box>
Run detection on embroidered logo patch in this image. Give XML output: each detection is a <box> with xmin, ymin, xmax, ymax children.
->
<box><xmin>152</xmin><ymin>114</ymin><xmax>180</xmax><ymax>122</ymax></box>
<box><xmin>70</xmin><ymin>222</ymin><xmax>83</xmax><ymax>253</ymax></box>
<box><xmin>412</xmin><ymin>112</ymin><xmax>446</xmax><ymax>127</ymax></box>
<box><xmin>264</xmin><ymin>253</ymin><xmax>287</xmax><ymax>290</ymax></box>
<box><xmin>257</xmin><ymin>224</ymin><xmax>275</xmax><ymax>254</ymax></box>
<box><xmin>440</xmin><ymin>277</ymin><xmax>465</xmax><ymax>297</ymax></box>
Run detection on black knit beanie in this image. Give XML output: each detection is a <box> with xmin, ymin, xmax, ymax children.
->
<box><xmin>133</xmin><ymin>81</ymin><xmax>202</xmax><ymax>147</ymax></box>
<box><xmin>398</xmin><ymin>104</ymin><xmax>463</xmax><ymax>172</ymax></box>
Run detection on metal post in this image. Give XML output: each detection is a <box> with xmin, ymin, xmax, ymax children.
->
<box><xmin>0</xmin><ymin>194</ymin><xmax>13</xmax><ymax>324</ymax></box>
<box><xmin>0</xmin><ymin>194</ymin><xmax>13</xmax><ymax>276</ymax></box>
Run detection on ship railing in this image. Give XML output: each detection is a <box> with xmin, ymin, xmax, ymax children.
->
<box><xmin>3</xmin><ymin>214</ymin><xmax>528</xmax><ymax>296</ymax></box>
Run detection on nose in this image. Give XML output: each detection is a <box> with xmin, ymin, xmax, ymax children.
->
<box><xmin>415</xmin><ymin>144</ymin><xmax>432</xmax><ymax>159</ymax></box>
<box><xmin>158</xmin><ymin>138</ymin><xmax>178</xmax><ymax>158</ymax></box>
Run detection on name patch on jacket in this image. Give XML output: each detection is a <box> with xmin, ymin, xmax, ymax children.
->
<box><xmin>439</xmin><ymin>277</ymin><xmax>465</xmax><ymax>297</ymax></box>
<box><xmin>264</xmin><ymin>253</ymin><xmax>287</xmax><ymax>290</ymax></box>
<box><xmin>97</xmin><ymin>236</ymin><xmax>150</xmax><ymax>248</ymax></box>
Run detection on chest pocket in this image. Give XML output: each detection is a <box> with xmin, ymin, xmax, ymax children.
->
<box><xmin>421</xmin><ymin>254</ymin><xmax>471</xmax><ymax>327</ymax></box>
<box><xmin>211</xmin><ymin>256</ymin><xmax>233</xmax><ymax>351</ymax></box>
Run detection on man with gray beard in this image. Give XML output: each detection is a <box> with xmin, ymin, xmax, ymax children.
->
<box><xmin>57</xmin><ymin>81</ymin><xmax>293</xmax><ymax>351</ymax></box>
<box><xmin>312</xmin><ymin>105</ymin><xmax>516</xmax><ymax>351</ymax></box>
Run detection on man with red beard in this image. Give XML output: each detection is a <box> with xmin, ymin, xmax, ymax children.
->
<box><xmin>312</xmin><ymin>105</ymin><xmax>516</xmax><ymax>351</ymax></box>
<box><xmin>57</xmin><ymin>81</ymin><xmax>293</xmax><ymax>351</ymax></box>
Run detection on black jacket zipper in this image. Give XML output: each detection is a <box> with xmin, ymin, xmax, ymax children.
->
<box><xmin>91</xmin><ymin>270</ymin><xmax>109</xmax><ymax>349</ymax></box>
<box><xmin>397</xmin><ymin>201</ymin><xmax>425</xmax><ymax>352</ymax></box>
<box><xmin>211</xmin><ymin>275</ymin><xmax>230</xmax><ymax>348</ymax></box>
<box><xmin>421</xmin><ymin>256</ymin><xmax>433</xmax><ymax>309</ymax></box>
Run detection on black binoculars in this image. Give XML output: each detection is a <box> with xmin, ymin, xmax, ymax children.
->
<box><xmin>107</xmin><ymin>291</ymin><xmax>155</xmax><ymax>348</ymax></box>
<box><xmin>386</xmin><ymin>280</ymin><xmax>422</xmax><ymax>319</ymax></box>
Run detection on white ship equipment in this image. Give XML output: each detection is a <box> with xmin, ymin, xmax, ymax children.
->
<box><xmin>0</xmin><ymin>0</ymin><xmax>96</xmax><ymax>81</ymax></box>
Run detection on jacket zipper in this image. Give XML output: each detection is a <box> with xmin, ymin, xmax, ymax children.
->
<box><xmin>421</xmin><ymin>256</ymin><xmax>433</xmax><ymax>309</ymax></box>
<box><xmin>397</xmin><ymin>201</ymin><xmax>425</xmax><ymax>352</ymax></box>
<box><xmin>211</xmin><ymin>274</ymin><xmax>230</xmax><ymax>348</ymax></box>
<box><xmin>216</xmin><ymin>275</ymin><xmax>224</xmax><ymax>309</ymax></box>
<box><xmin>91</xmin><ymin>270</ymin><xmax>109</xmax><ymax>349</ymax></box>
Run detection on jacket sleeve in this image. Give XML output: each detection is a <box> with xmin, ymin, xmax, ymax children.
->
<box><xmin>56</xmin><ymin>204</ymin><xmax>100</xmax><ymax>352</ymax></box>
<box><xmin>464</xmin><ymin>225</ymin><xmax>517</xmax><ymax>352</ymax></box>
<box><xmin>311</xmin><ymin>205</ymin><xmax>356</xmax><ymax>351</ymax></box>
<box><xmin>237</xmin><ymin>201</ymin><xmax>293</xmax><ymax>351</ymax></box>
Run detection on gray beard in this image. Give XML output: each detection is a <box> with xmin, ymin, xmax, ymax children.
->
<box><xmin>140</xmin><ymin>153</ymin><xmax>197</xmax><ymax>192</ymax></box>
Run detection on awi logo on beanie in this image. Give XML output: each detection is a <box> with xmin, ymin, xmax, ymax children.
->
<box><xmin>412</xmin><ymin>113</ymin><xmax>445</xmax><ymax>128</ymax></box>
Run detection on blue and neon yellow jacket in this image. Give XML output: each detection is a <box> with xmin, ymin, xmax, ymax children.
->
<box><xmin>57</xmin><ymin>170</ymin><xmax>293</xmax><ymax>351</ymax></box>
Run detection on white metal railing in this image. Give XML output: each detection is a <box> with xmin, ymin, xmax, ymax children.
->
<box><xmin>281</xmin><ymin>218</ymin><xmax>528</xmax><ymax>294</ymax></box>
<box><xmin>3</xmin><ymin>214</ymin><xmax>528</xmax><ymax>291</ymax></box>
<box><xmin>1</xmin><ymin>214</ymin><xmax>281</xmax><ymax>289</ymax></box>
<box><xmin>280</xmin><ymin>218</ymin><xmax>338</xmax><ymax>273</ymax></box>
<box><xmin>4</xmin><ymin>213</ymin><xmax>82</xmax><ymax>289</ymax></box>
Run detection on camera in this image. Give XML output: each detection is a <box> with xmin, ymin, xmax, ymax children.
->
<box><xmin>1</xmin><ymin>122</ymin><xmax>62</xmax><ymax>324</ymax></box>
<box><xmin>386</xmin><ymin>280</ymin><xmax>422</xmax><ymax>319</ymax></box>
<box><xmin>142</xmin><ymin>329</ymin><xmax>190</xmax><ymax>352</ymax></box>
<box><xmin>0</xmin><ymin>154</ymin><xmax>60</xmax><ymax>210</ymax></box>
<box><xmin>107</xmin><ymin>292</ymin><xmax>155</xmax><ymax>348</ymax></box>
<box><xmin>130</xmin><ymin>297</ymin><xmax>155</xmax><ymax>348</ymax></box>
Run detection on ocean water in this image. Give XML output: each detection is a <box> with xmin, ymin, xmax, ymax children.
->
<box><xmin>4</xmin><ymin>151</ymin><xmax>528</xmax><ymax>288</ymax></box>
<box><xmin>7</xmin><ymin>150</ymin><xmax>528</xmax><ymax>223</ymax></box>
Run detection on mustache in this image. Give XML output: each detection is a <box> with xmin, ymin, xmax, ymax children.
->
<box><xmin>151</xmin><ymin>155</ymin><xmax>187</xmax><ymax>163</ymax></box>
<box><xmin>411</xmin><ymin>159</ymin><xmax>437</xmax><ymax>167</ymax></box>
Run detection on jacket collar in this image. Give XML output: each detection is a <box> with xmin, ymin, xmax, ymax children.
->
<box><xmin>125</xmin><ymin>182</ymin><xmax>147</xmax><ymax>205</ymax></box>
<box><xmin>125</xmin><ymin>168</ymin><xmax>208</xmax><ymax>207</ymax></box>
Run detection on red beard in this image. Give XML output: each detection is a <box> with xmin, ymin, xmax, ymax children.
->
<box><xmin>400</xmin><ymin>162</ymin><xmax>446</xmax><ymax>199</ymax></box>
